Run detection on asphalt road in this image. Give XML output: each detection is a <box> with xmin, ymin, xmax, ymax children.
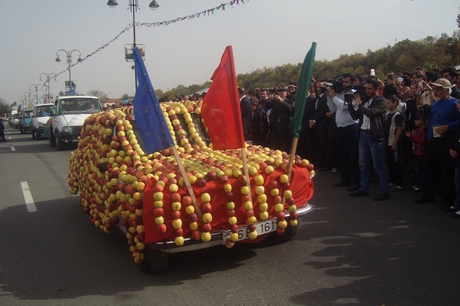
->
<box><xmin>1</xmin><ymin>122</ymin><xmax>459</xmax><ymax>306</ymax></box>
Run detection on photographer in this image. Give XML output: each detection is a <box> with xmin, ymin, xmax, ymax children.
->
<box><xmin>347</xmin><ymin>77</ymin><xmax>390</xmax><ymax>201</ymax></box>
<box><xmin>326</xmin><ymin>73</ymin><xmax>360</xmax><ymax>191</ymax></box>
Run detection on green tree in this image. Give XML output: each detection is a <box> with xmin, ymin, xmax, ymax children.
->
<box><xmin>0</xmin><ymin>98</ymin><xmax>8</xmax><ymax>115</ymax></box>
<box><xmin>120</xmin><ymin>93</ymin><xmax>133</xmax><ymax>100</ymax></box>
<box><xmin>87</xmin><ymin>90</ymin><xmax>108</xmax><ymax>101</ymax></box>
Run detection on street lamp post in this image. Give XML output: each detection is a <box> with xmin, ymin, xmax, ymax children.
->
<box><xmin>40</xmin><ymin>72</ymin><xmax>57</xmax><ymax>103</ymax></box>
<box><xmin>29</xmin><ymin>84</ymin><xmax>42</xmax><ymax>106</ymax></box>
<box><xmin>23</xmin><ymin>91</ymin><xmax>32</xmax><ymax>109</ymax></box>
<box><xmin>55</xmin><ymin>49</ymin><xmax>82</xmax><ymax>93</ymax></box>
<box><xmin>107</xmin><ymin>0</ymin><xmax>160</xmax><ymax>92</ymax></box>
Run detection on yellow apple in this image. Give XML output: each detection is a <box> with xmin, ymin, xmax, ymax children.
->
<box><xmin>174</xmin><ymin>236</ymin><xmax>184</xmax><ymax>246</ymax></box>
<box><xmin>248</xmin><ymin>231</ymin><xmax>258</xmax><ymax>239</ymax></box>
<box><xmin>202</xmin><ymin>212</ymin><xmax>213</xmax><ymax>223</ymax></box>
<box><xmin>201</xmin><ymin>193</ymin><xmax>211</xmax><ymax>203</ymax></box>
<box><xmin>172</xmin><ymin>219</ymin><xmax>182</xmax><ymax>229</ymax></box>
<box><xmin>201</xmin><ymin>231</ymin><xmax>211</xmax><ymax>242</ymax></box>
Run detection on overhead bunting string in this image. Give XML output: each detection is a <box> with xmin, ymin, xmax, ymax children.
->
<box><xmin>49</xmin><ymin>0</ymin><xmax>251</xmax><ymax>80</ymax></box>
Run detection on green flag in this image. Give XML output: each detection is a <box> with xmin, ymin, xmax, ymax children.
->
<box><xmin>290</xmin><ymin>42</ymin><xmax>317</xmax><ymax>138</ymax></box>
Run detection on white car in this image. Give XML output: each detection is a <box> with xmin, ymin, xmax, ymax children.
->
<box><xmin>44</xmin><ymin>96</ymin><xmax>102</xmax><ymax>150</ymax></box>
<box><xmin>31</xmin><ymin>103</ymin><xmax>54</xmax><ymax>140</ymax></box>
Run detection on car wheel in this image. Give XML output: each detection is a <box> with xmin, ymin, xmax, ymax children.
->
<box><xmin>138</xmin><ymin>247</ymin><xmax>168</xmax><ymax>274</ymax></box>
<box><xmin>270</xmin><ymin>219</ymin><xmax>301</xmax><ymax>243</ymax></box>
<box><xmin>49</xmin><ymin>131</ymin><xmax>56</xmax><ymax>146</ymax></box>
<box><xmin>56</xmin><ymin>132</ymin><xmax>63</xmax><ymax>151</ymax></box>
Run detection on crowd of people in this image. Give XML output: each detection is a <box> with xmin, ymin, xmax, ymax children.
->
<box><xmin>240</xmin><ymin>66</ymin><xmax>460</xmax><ymax>218</ymax></box>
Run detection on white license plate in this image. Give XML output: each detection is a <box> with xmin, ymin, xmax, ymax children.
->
<box><xmin>222</xmin><ymin>218</ymin><xmax>278</xmax><ymax>243</ymax></box>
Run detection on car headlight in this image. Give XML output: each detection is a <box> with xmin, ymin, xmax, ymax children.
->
<box><xmin>38</xmin><ymin>122</ymin><xmax>45</xmax><ymax>127</ymax></box>
<box><xmin>62</xmin><ymin>126</ymin><xmax>72</xmax><ymax>133</ymax></box>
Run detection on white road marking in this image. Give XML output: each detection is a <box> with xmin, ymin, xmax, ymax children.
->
<box><xmin>20</xmin><ymin>181</ymin><xmax>37</xmax><ymax>212</ymax></box>
<box><xmin>11</xmin><ymin>146</ymin><xmax>15</xmax><ymax>151</ymax></box>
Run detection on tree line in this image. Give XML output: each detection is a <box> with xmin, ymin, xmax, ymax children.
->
<box><xmin>156</xmin><ymin>31</ymin><xmax>460</xmax><ymax>100</ymax></box>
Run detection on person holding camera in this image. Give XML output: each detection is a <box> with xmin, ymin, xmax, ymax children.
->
<box><xmin>326</xmin><ymin>73</ymin><xmax>360</xmax><ymax>191</ymax></box>
<box><xmin>347</xmin><ymin>77</ymin><xmax>390</xmax><ymax>201</ymax></box>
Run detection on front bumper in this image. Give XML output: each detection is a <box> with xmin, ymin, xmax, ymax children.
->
<box><xmin>147</xmin><ymin>203</ymin><xmax>314</xmax><ymax>253</ymax></box>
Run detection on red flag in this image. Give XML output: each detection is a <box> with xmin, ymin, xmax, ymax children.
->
<box><xmin>201</xmin><ymin>46</ymin><xmax>245</xmax><ymax>150</ymax></box>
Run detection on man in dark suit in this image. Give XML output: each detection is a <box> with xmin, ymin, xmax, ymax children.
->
<box><xmin>0</xmin><ymin>116</ymin><xmax>6</xmax><ymax>142</ymax></box>
<box><xmin>269</xmin><ymin>87</ymin><xmax>293</xmax><ymax>152</ymax></box>
<box><xmin>238</xmin><ymin>87</ymin><xmax>252</xmax><ymax>141</ymax></box>
<box><xmin>310</xmin><ymin>81</ymin><xmax>332</xmax><ymax>170</ymax></box>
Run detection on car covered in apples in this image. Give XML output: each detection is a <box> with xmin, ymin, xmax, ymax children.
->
<box><xmin>69</xmin><ymin>102</ymin><xmax>314</xmax><ymax>273</ymax></box>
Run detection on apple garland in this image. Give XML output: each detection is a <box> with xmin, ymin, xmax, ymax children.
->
<box><xmin>183</xmin><ymin>195</ymin><xmax>201</xmax><ymax>241</ymax></box>
<box><xmin>69</xmin><ymin>102</ymin><xmax>315</xmax><ymax>266</ymax></box>
<box><xmin>254</xmin><ymin>174</ymin><xmax>269</xmax><ymax>221</ymax></box>
<box><xmin>224</xmin><ymin>183</ymin><xmax>238</xmax><ymax>248</ymax></box>
<box><xmin>200</xmin><ymin>193</ymin><xmax>213</xmax><ymax>242</ymax></box>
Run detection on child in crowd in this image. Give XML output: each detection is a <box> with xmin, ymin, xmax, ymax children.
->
<box><xmin>405</xmin><ymin>113</ymin><xmax>426</xmax><ymax>191</ymax></box>
<box><xmin>385</xmin><ymin>95</ymin><xmax>404</xmax><ymax>190</ymax></box>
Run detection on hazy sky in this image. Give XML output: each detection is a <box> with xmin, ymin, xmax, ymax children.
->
<box><xmin>0</xmin><ymin>0</ymin><xmax>458</xmax><ymax>104</ymax></box>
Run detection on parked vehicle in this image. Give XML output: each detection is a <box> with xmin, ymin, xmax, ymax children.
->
<box><xmin>10</xmin><ymin>114</ymin><xmax>19</xmax><ymax>128</ymax></box>
<box><xmin>31</xmin><ymin>103</ymin><xmax>53</xmax><ymax>140</ymax></box>
<box><xmin>43</xmin><ymin>95</ymin><xmax>102</xmax><ymax>150</ymax></box>
<box><xmin>19</xmin><ymin>109</ymin><xmax>33</xmax><ymax>134</ymax></box>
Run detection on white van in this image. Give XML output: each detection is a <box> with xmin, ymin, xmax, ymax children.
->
<box><xmin>31</xmin><ymin>103</ymin><xmax>54</xmax><ymax>139</ymax></box>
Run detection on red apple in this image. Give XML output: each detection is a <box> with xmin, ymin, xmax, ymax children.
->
<box><xmin>157</xmin><ymin>224</ymin><xmax>167</xmax><ymax>233</ymax></box>
<box><xmin>226</xmin><ymin>192</ymin><xmax>234</xmax><ymax>202</ymax></box>
<box><xmin>202</xmin><ymin>203</ymin><xmax>212</xmax><ymax>213</ymax></box>
<box><xmin>191</xmin><ymin>230</ymin><xmax>201</xmax><ymax>240</ymax></box>
<box><xmin>171</xmin><ymin>210</ymin><xmax>181</xmax><ymax>220</ymax></box>
<box><xmin>202</xmin><ymin>223</ymin><xmax>212</xmax><ymax>232</ymax></box>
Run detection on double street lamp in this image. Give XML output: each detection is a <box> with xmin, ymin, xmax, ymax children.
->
<box><xmin>40</xmin><ymin>72</ymin><xmax>57</xmax><ymax>103</ymax></box>
<box><xmin>29</xmin><ymin>84</ymin><xmax>43</xmax><ymax>106</ymax></box>
<box><xmin>107</xmin><ymin>0</ymin><xmax>160</xmax><ymax>92</ymax></box>
<box><xmin>55</xmin><ymin>49</ymin><xmax>82</xmax><ymax>93</ymax></box>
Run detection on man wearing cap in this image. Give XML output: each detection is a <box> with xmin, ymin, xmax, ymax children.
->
<box><xmin>415</xmin><ymin>78</ymin><xmax>460</xmax><ymax>207</ymax></box>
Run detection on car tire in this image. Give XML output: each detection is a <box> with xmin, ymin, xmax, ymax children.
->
<box><xmin>56</xmin><ymin>132</ymin><xmax>63</xmax><ymax>151</ymax></box>
<box><xmin>138</xmin><ymin>248</ymin><xmax>168</xmax><ymax>274</ymax></box>
<box><xmin>270</xmin><ymin>219</ymin><xmax>301</xmax><ymax>243</ymax></box>
<box><xmin>49</xmin><ymin>130</ymin><xmax>56</xmax><ymax>146</ymax></box>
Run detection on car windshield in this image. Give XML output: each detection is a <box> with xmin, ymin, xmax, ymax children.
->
<box><xmin>23</xmin><ymin>111</ymin><xmax>33</xmax><ymax>118</ymax></box>
<box><xmin>59</xmin><ymin>98</ymin><xmax>101</xmax><ymax>114</ymax></box>
<box><xmin>36</xmin><ymin>105</ymin><xmax>52</xmax><ymax>117</ymax></box>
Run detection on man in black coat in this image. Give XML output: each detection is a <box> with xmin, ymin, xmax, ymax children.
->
<box><xmin>238</xmin><ymin>87</ymin><xmax>252</xmax><ymax>141</ymax></box>
<box><xmin>269</xmin><ymin>87</ymin><xmax>293</xmax><ymax>152</ymax></box>
<box><xmin>0</xmin><ymin>116</ymin><xmax>6</xmax><ymax>142</ymax></box>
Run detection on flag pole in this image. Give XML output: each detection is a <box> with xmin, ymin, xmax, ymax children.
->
<box><xmin>286</xmin><ymin>138</ymin><xmax>298</xmax><ymax>181</ymax></box>
<box><xmin>170</xmin><ymin>145</ymin><xmax>203</xmax><ymax>223</ymax></box>
<box><xmin>283</xmin><ymin>42</ymin><xmax>317</xmax><ymax>205</ymax></box>
<box><xmin>241</xmin><ymin>145</ymin><xmax>251</xmax><ymax>197</ymax></box>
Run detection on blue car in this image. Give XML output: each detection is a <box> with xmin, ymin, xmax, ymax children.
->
<box><xmin>19</xmin><ymin>109</ymin><xmax>33</xmax><ymax>134</ymax></box>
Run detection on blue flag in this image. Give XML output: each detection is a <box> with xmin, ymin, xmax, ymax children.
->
<box><xmin>133</xmin><ymin>47</ymin><xmax>174</xmax><ymax>154</ymax></box>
